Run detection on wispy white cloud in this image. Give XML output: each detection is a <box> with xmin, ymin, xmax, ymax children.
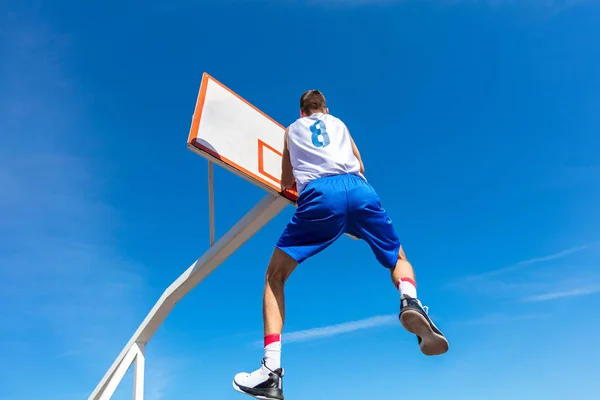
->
<box><xmin>250</xmin><ymin>314</ymin><xmax>398</xmax><ymax>346</ymax></box>
<box><xmin>282</xmin><ymin>314</ymin><xmax>397</xmax><ymax>343</ymax></box>
<box><xmin>521</xmin><ymin>286</ymin><xmax>600</xmax><ymax>302</ymax></box>
<box><xmin>274</xmin><ymin>310</ymin><xmax>553</xmax><ymax>341</ymax></box>
<box><xmin>456</xmin><ymin>241</ymin><xmax>598</xmax><ymax>284</ymax></box>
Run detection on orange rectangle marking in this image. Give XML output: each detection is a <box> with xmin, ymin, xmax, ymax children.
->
<box><xmin>258</xmin><ymin>139</ymin><xmax>282</xmax><ymax>184</ymax></box>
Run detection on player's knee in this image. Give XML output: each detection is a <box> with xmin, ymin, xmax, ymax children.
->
<box><xmin>266</xmin><ymin>248</ymin><xmax>297</xmax><ymax>284</ymax></box>
<box><xmin>266</xmin><ymin>263</ymin><xmax>293</xmax><ymax>285</ymax></box>
<box><xmin>266</xmin><ymin>266</ymin><xmax>287</xmax><ymax>285</ymax></box>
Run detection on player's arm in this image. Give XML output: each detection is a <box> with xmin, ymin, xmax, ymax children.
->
<box><xmin>281</xmin><ymin>128</ymin><xmax>295</xmax><ymax>190</ymax></box>
<box><xmin>349</xmin><ymin>134</ymin><xmax>365</xmax><ymax>174</ymax></box>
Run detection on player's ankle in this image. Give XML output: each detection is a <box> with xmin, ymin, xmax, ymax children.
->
<box><xmin>264</xmin><ymin>333</ymin><xmax>282</xmax><ymax>370</ymax></box>
<box><xmin>397</xmin><ymin>277</ymin><xmax>417</xmax><ymax>299</ymax></box>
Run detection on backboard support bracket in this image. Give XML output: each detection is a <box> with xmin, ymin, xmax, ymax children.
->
<box><xmin>87</xmin><ymin>192</ymin><xmax>289</xmax><ymax>400</ymax></box>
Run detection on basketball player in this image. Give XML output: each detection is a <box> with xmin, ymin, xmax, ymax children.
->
<box><xmin>233</xmin><ymin>90</ymin><xmax>449</xmax><ymax>400</ymax></box>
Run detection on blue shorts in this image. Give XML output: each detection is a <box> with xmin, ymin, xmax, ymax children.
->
<box><xmin>276</xmin><ymin>173</ymin><xmax>401</xmax><ymax>268</ymax></box>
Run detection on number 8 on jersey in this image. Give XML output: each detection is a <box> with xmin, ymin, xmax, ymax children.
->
<box><xmin>310</xmin><ymin>120</ymin><xmax>330</xmax><ymax>148</ymax></box>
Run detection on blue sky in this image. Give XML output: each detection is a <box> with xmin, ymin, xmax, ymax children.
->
<box><xmin>1</xmin><ymin>0</ymin><xmax>600</xmax><ymax>399</ymax></box>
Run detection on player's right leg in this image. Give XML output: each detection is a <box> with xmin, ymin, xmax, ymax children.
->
<box><xmin>345</xmin><ymin>175</ymin><xmax>449</xmax><ymax>356</ymax></box>
<box><xmin>232</xmin><ymin>248</ymin><xmax>295</xmax><ymax>400</ymax></box>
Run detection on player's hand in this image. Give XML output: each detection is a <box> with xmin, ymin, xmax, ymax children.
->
<box><xmin>280</xmin><ymin>181</ymin><xmax>296</xmax><ymax>193</ymax></box>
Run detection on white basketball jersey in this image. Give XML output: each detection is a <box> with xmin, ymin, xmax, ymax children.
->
<box><xmin>286</xmin><ymin>112</ymin><xmax>365</xmax><ymax>193</ymax></box>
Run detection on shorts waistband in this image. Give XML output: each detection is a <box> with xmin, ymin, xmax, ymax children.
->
<box><xmin>302</xmin><ymin>173</ymin><xmax>365</xmax><ymax>190</ymax></box>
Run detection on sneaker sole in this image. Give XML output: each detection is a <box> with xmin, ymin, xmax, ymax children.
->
<box><xmin>400</xmin><ymin>310</ymin><xmax>449</xmax><ymax>356</ymax></box>
<box><xmin>232</xmin><ymin>380</ymin><xmax>283</xmax><ymax>400</ymax></box>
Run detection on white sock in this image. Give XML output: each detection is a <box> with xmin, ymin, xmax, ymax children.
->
<box><xmin>233</xmin><ymin>334</ymin><xmax>283</xmax><ymax>388</ymax></box>
<box><xmin>263</xmin><ymin>334</ymin><xmax>281</xmax><ymax>371</ymax></box>
<box><xmin>398</xmin><ymin>278</ymin><xmax>417</xmax><ymax>299</ymax></box>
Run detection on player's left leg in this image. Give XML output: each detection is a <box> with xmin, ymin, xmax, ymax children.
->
<box><xmin>233</xmin><ymin>176</ymin><xmax>348</xmax><ymax>399</ymax></box>
<box><xmin>391</xmin><ymin>246</ymin><xmax>449</xmax><ymax>356</ymax></box>
<box><xmin>345</xmin><ymin>175</ymin><xmax>449</xmax><ymax>356</ymax></box>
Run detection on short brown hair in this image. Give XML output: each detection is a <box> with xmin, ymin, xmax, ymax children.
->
<box><xmin>300</xmin><ymin>90</ymin><xmax>327</xmax><ymax>116</ymax></box>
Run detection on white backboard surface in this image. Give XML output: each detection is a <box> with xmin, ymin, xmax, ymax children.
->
<box><xmin>187</xmin><ymin>73</ymin><xmax>299</xmax><ymax>201</ymax></box>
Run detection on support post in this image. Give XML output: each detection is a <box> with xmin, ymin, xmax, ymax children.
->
<box><xmin>208</xmin><ymin>161</ymin><xmax>215</xmax><ymax>246</ymax></box>
<box><xmin>133</xmin><ymin>343</ymin><xmax>145</xmax><ymax>400</ymax></box>
<box><xmin>96</xmin><ymin>346</ymin><xmax>138</xmax><ymax>400</ymax></box>
<box><xmin>88</xmin><ymin>193</ymin><xmax>288</xmax><ymax>400</ymax></box>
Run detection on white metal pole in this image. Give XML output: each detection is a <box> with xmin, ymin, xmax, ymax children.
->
<box><xmin>97</xmin><ymin>347</ymin><xmax>138</xmax><ymax>400</ymax></box>
<box><xmin>208</xmin><ymin>161</ymin><xmax>215</xmax><ymax>246</ymax></box>
<box><xmin>133</xmin><ymin>343</ymin><xmax>145</xmax><ymax>400</ymax></box>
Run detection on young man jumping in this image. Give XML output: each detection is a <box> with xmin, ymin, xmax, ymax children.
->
<box><xmin>233</xmin><ymin>90</ymin><xmax>449</xmax><ymax>400</ymax></box>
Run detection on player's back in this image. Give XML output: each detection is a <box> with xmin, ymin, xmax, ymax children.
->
<box><xmin>287</xmin><ymin>112</ymin><xmax>364</xmax><ymax>193</ymax></box>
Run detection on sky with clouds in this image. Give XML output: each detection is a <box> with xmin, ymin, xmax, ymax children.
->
<box><xmin>1</xmin><ymin>0</ymin><xmax>600</xmax><ymax>399</ymax></box>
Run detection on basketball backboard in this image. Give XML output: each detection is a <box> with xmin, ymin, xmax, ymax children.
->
<box><xmin>187</xmin><ymin>73</ymin><xmax>298</xmax><ymax>202</ymax></box>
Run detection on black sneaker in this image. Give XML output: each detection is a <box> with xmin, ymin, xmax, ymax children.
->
<box><xmin>233</xmin><ymin>359</ymin><xmax>284</xmax><ymax>400</ymax></box>
<box><xmin>399</xmin><ymin>297</ymin><xmax>449</xmax><ymax>356</ymax></box>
